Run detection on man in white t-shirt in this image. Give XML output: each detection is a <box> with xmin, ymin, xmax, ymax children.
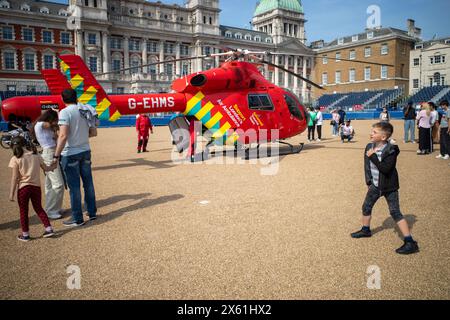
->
<box><xmin>54</xmin><ymin>89</ymin><xmax>98</xmax><ymax>227</ymax></box>
<box><xmin>315</xmin><ymin>106</ymin><xmax>323</xmax><ymax>141</ymax></box>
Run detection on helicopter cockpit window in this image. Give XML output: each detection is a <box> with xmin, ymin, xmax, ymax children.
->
<box><xmin>248</xmin><ymin>94</ymin><xmax>274</xmax><ymax>111</ymax></box>
<box><xmin>284</xmin><ymin>94</ymin><xmax>304</xmax><ymax>120</ymax></box>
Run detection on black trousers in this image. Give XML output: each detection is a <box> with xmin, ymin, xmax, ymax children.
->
<box><xmin>308</xmin><ymin>125</ymin><xmax>316</xmax><ymax>140</ymax></box>
<box><xmin>316</xmin><ymin>125</ymin><xmax>322</xmax><ymax>139</ymax></box>
<box><xmin>362</xmin><ymin>185</ymin><xmax>404</xmax><ymax>223</ymax></box>
<box><xmin>440</xmin><ymin>128</ymin><xmax>450</xmax><ymax>156</ymax></box>
<box><xmin>418</xmin><ymin>127</ymin><xmax>431</xmax><ymax>153</ymax></box>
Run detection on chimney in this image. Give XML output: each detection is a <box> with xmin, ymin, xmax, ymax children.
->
<box><xmin>311</xmin><ymin>39</ymin><xmax>325</xmax><ymax>49</ymax></box>
<box><xmin>407</xmin><ymin>19</ymin><xmax>422</xmax><ymax>38</ymax></box>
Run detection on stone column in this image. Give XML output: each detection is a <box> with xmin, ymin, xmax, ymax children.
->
<box><xmin>76</xmin><ymin>31</ymin><xmax>84</xmax><ymax>59</ymax></box>
<box><xmin>214</xmin><ymin>48</ymin><xmax>220</xmax><ymax>67</ymax></box>
<box><xmin>123</xmin><ymin>36</ymin><xmax>130</xmax><ymax>75</ymax></box>
<box><xmin>302</xmin><ymin>57</ymin><xmax>307</xmax><ymax>100</ymax></box>
<box><xmin>294</xmin><ymin>55</ymin><xmax>299</xmax><ymax>93</ymax></box>
<box><xmin>142</xmin><ymin>38</ymin><xmax>148</xmax><ymax>74</ymax></box>
<box><xmin>101</xmin><ymin>31</ymin><xmax>110</xmax><ymax>75</ymax></box>
<box><xmin>195</xmin><ymin>40</ymin><xmax>202</xmax><ymax>72</ymax></box>
<box><xmin>274</xmin><ymin>54</ymin><xmax>279</xmax><ymax>86</ymax></box>
<box><xmin>284</xmin><ymin>55</ymin><xmax>289</xmax><ymax>88</ymax></box>
<box><xmin>159</xmin><ymin>40</ymin><xmax>165</xmax><ymax>76</ymax></box>
<box><xmin>175</xmin><ymin>42</ymin><xmax>181</xmax><ymax>76</ymax></box>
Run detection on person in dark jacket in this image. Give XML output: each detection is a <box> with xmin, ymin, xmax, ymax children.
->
<box><xmin>337</xmin><ymin>107</ymin><xmax>346</xmax><ymax>126</ymax></box>
<box><xmin>403</xmin><ymin>101</ymin><xmax>417</xmax><ymax>143</ymax></box>
<box><xmin>351</xmin><ymin>122</ymin><xmax>419</xmax><ymax>255</ymax></box>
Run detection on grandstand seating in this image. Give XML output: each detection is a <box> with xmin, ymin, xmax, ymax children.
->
<box><xmin>408</xmin><ymin>85</ymin><xmax>448</xmax><ymax>104</ymax></box>
<box><xmin>316</xmin><ymin>88</ymin><xmax>403</xmax><ymax>111</ymax></box>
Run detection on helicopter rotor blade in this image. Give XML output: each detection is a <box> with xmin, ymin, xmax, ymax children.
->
<box><xmin>98</xmin><ymin>55</ymin><xmax>208</xmax><ymax>76</ymax></box>
<box><xmin>261</xmin><ymin>59</ymin><xmax>324</xmax><ymax>90</ymax></box>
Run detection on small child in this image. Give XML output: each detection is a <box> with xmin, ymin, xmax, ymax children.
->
<box><xmin>340</xmin><ymin>119</ymin><xmax>355</xmax><ymax>143</ymax></box>
<box><xmin>351</xmin><ymin>122</ymin><xmax>419</xmax><ymax>255</ymax></box>
<box><xmin>8</xmin><ymin>136</ymin><xmax>57</xmax><ymax>242</ymax></box>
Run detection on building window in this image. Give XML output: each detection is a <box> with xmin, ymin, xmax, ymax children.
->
<box><xmin>23</xmin><ymin>28</ymin><xmax>33</xmax><ymax>41</ymax></box>
<box><xmin>430</xmin><ymin>57</ymin><xmax>434</xmax><ymax>64</ymax></box>
<box><xmin>182</xmin><ymin>64</ymin><xmax>190</xmax><ymax>76</ymax></box>
<box><xmin>89</xmin><ymin>56</ymin><xmax>98</xmax><ymax>73</ymax></box>
<box><xmin>245</xmin><ymin>34</ymin><xmax>252</xmax><ymax>41</ymax></box>
<box><xmin>266</xmin><ymin>38</ymin><xmax>272</xmax><ymax>43</ymax></box>
<box><xmin>40</xmin><ymin>7</ymin><xmax>49</xmax><ymax>14</ymax></box>
<box><xmin>225</xmin><ymin>31</ymin><xmax>232</xmax><ymax>38</ymax></box>
<box><xmin>21</xmin><ymin>4</ymin><xmax>30</xmax><ymax>11</ymax></box>
<box><xmin>42</xmin><ymin>30</ymin><xmax>53</xmax><ymax>43</ymax></box>
<box><xmin>235</xmin><ymin>33</ymin><xmax>242</xmax><ymax>40</ymax></box>
<box><xmin>349</xmin><ymin>69</ymin><xmax>355</xmax><ymax>82</ymax></box>
<box><xmin>381</xmin><ymin>65</ymin><xmax>388</xmax><ymax>79</ymax></box>
<box><xmin>112</xmin><ymin>59</ymin><xmax>121</xmax><ymax>72</ymax></box>
<box><xmin>336</xmin><ymin>52</ymin><xmax>341</xmax><ymax>62</ymax></box>
<box><xmin>413</xmin><ymin>79</ymin><xmax>419</xmax><ymax>89</ymax></box>
<box><xmin>180</xmin><ymin>45</ymin><xmax>189</xmax><ymax>56</ymax></box>
<box><xmin>434</xmin><ymin>72</ymin><xmax>441</xmax><ymax>86</ymax></box>
<box><xmin>352</xmin><ymin>35</ymin><xmax>358</xmax><ymax>42</ymax></box>
<box><xmin>131</xmin><ymin>56</ymin><xmax>140</xmax><ymax>74</ymax></box>
<box><xmin>338</xmin><ymin>38</ymin><xmax>344</xmax><ymax>45</ymax></box>
<box><xmin>110</xmin><ymin>37</ymin><xmax>122</xmax><ymax>49</ymax></box>
<box><xmin>381</xmin><ymin>44</ymin><xmax>388</xmax><ymax>55</ymax></box>
<box><xmin>335</xmin><ymin>71</ymin><xmax>341</xmax><ymax>84</ymax></box>
<box><xmin>2</xmin><ymin>26</ymin><xmax>13</xmax><ymax>40</ymax></box>
<box><xmin>254</xmin><ymin>36</ymin><xmax>261</xmax><ymax>42</ymax></box>
<box><xmin>129</xmin><ymin>39</ymin><xmax>140</xmax><ymax>51</ymax></box>
<box><xmin>367</xmin><ymin>31</ymin><xmax>374</xmax><ymax>39</ymax></box>
<box><xmin>322</xmin><ymin>73</ymin><xmax>328</xmax><ymax>85</ymax></box>
<box><xmin>364</xmin><ymin>47</ymin><xmax>371</xmax><ymax>57</ymax></box>
<box><xmin>3</xmin><ymin>51</ymin><xmax>15</xmax><ymax>69</ymax></box>
<box><xmin>415</xmin><ymin>44</ymin><xmax>423</xmax><ymax>49</ymax></box>
<box><xmin>147</xmin><ymin>41</ymin><xmax>158</xmax><ymax>53</ymax></box>
<box><xmin>349</xmin><ymin>50</ymin><xmax>356</xmax><ymax>60</ymax></box>
<box><xmin>61</xmin><ymin>32</ymin><xmax>71</xmax><ymax>45</ymax></box>
<box><xmin>364</xmin><ymin>67</ymin><xmax>371</xmax><ymax>80</ymax></box>
<box><xmin>413</xmin><ymin>58</ymin><xmax>420</xmax><ymax>66</ymax></box>
<box><xmin>203</xmin><ymin>46</ymin><xmax>211</xmax><ymax>56</ymax></box>
<box><xmin>43</xmin><ymin>55</ymin><xmax>54</xmax><ymax>69</ymax></box>
<box><xmin>164</xmin><ymin>42</ymin><xmax>175</xmax><ymax>54</ymax></box>
<box><xmin>88</xmin><ymin>33</ymin><xmax>97</xmax><ymax>45</ymax></box>
<box><xmin>434</xmin><ymin>55</ymin><xmax>442</xmax><ymax>64</ymax></box>
<box><xmin>24</xmin><ymin>53</ymin><xmax>36</xmax><ymax>71</ymax></box>
<box><xmin>322</xmin><ymin>56</ymin><xmax>328</xmax><ymax>64</ymax></box>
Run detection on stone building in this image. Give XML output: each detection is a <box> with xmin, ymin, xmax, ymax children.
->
<box><xmin>0</xmin><ymin>0</ymin><xmax>314</xmax><ymax>102</ymax></box>
<box><xmin>409</xmin><ymin>37</ymin><xmax>450</xmax><ymax>95</ymax></box>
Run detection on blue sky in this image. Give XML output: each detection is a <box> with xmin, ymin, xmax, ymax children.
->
<box><xmin>52</xmin><ymin>0</ymin><xmax>450</xmax><ymax>43</ymax></box>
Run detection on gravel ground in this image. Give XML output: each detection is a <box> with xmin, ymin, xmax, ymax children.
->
<box><xmin>0</xmin><ymin>120</ymin><xmax>449</xmax><ymax>300</ymax></box>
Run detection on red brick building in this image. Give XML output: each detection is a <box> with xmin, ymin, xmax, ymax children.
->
<box><xmin>0</xmin><ymin>0</ymin><xmax>75</xmax><ymax>92</ymax></box>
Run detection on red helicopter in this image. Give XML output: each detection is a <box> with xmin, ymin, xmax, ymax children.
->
<box><xmin>1</xmin><ymin>49</ymin><xmax>326</xmax><ymax>160</ymax></box>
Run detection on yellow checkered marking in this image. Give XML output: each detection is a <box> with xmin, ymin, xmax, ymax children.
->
<box><xmin>195</xmin><ymin>101</ymin><xmax>214</xmax><ymax>120</ymax></box>
<box><xmin>70</xmin><ymin>74</ymin><xmax>84</xmax><ymax>90</ymax></box>
<box><xmin>184</xmin><ymin>92</ymin><xmax>205</xmax><ymax>115</ymax></box>
<box><xmin>78</xmin><ymin>86</ymin><xmax>98</xmax><ymax>105</ymax></box>
<box><xmin>205</xmin><ymin>112</ymin><xmax>223</xmax><ymax>128</ymax></box>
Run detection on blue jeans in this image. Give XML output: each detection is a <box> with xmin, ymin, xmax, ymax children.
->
<box><xmin>61</xmin><ymin>151</ymin><xmax>97</xmax><ymax>223</ymax></box>
<box><xmin>404</xmin><ymin>120</ymin><xmax>415</xmax><ymax>142</ymax></box>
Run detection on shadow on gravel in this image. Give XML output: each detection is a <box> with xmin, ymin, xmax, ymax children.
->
<box><xmin>93</xmin><ymin>158</ymin><xmax>175</xmax><ymax>171</ymax></box>
<box><xmin>371</xmin><ymin>214</ymin><xmax>418</xmax><ymax>239</ymax></box>
<box><xmin>53</xmin><ymin>193</ymin><xmax>185</xmax><ymax>237</ymax></box>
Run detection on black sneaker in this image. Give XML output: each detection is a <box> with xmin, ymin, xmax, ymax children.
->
<box><xmin>395</xmin><ymin>241</ymin><xmax>419</xmax><ymax>255</ymax></box>
<box><xmin>89</xmin><ymin>216</ymin><xmax>97</xmax><ymax>221</ymax></box>
<box><xmin>63</xmin><ymin>219</ymin><xmax>85</xmax><ymax>227</ymax></box>
<box><xmin>17</xmin><ymin>235</ymin><xmax>31</xmax><ymax>242</ymax></box>
<box><xmin>43</xmin><ymin>230</ymin><xmax>55</xmax><ymax>238</ymax></box>
<box><xmin>351</xmin><ymin>228</ymin><xmax>372</xmax><ymax>239</ymax></box>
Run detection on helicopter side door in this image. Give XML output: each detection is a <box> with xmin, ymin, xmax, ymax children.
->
<box><xmin>281</xmin><ymin>93</ymin><xmax>307</xmax><ymax>139</ymax></box>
